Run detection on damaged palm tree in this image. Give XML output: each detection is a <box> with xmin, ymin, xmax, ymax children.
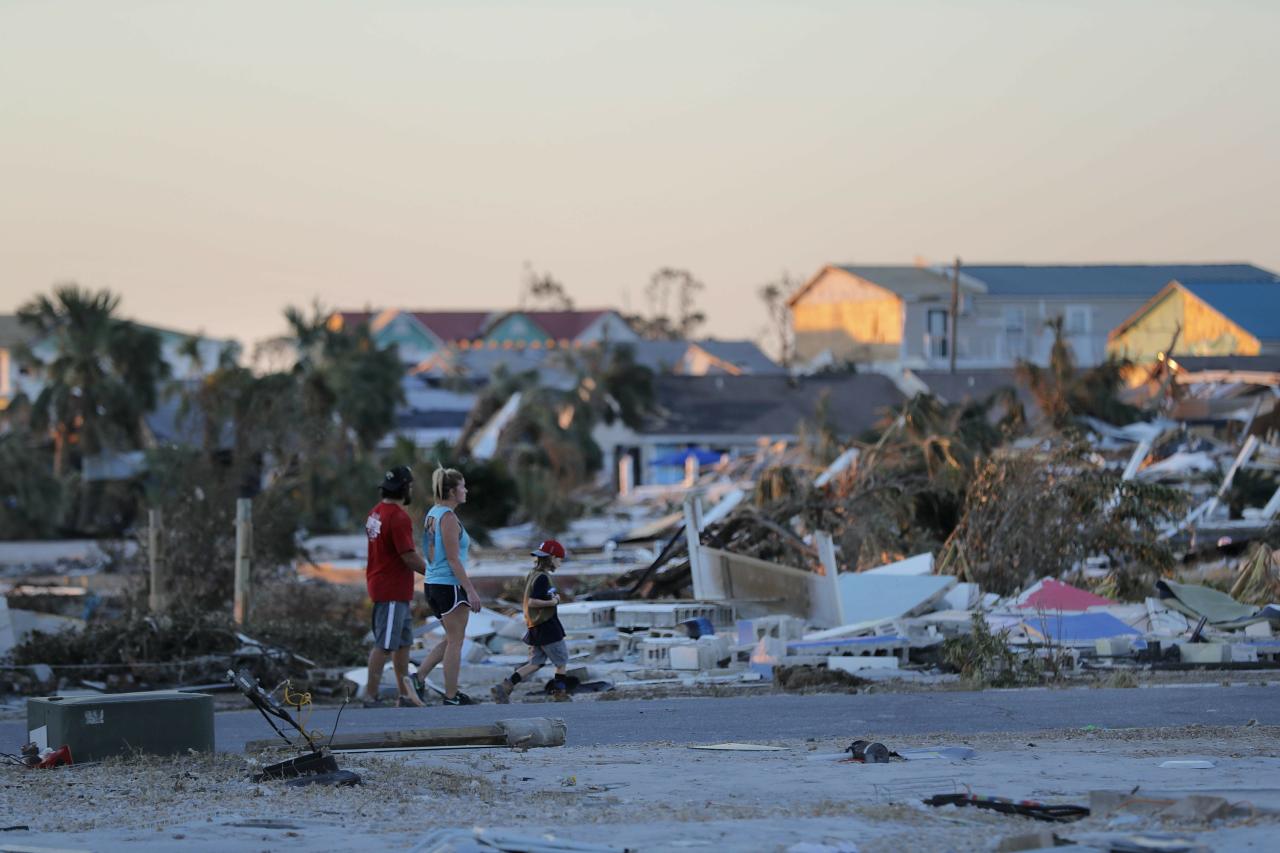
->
<box><xmin>1016</xmin><ymin>316</ymin><xmax>1140</xmax><ymax>430</ymax></box>
<box><xmin>788</xmin><ymin>391</ymin><xmax>1018</xmax><ymax>571</ymax></box>
<box><xmin>1229</xmin><ymin>542</ymin><xmax>1280</xmax><ymax>605</ymax></box>
<box><xmin>461</xmin><ymin>345</ymin><xmax>656</xmax><ymax>534</ymax></box>
<box><xmin>939</xmin><ymin>441</ymin><xmax>1186</xmax><ymax>596</ymax></box>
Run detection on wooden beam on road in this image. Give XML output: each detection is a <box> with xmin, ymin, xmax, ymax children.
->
<box><xmin>244</xmin><ymin>717</ymin><xmax>566</xmax><ymax>753</ymax></box>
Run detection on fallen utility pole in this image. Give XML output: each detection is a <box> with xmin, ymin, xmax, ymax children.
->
<box><xmin>244</xmin><ymin>717</ymin><xmax>567</xmax><ymax>753</ymax></box>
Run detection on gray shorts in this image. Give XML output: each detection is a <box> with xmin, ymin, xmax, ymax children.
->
<box><xmin>528</xmin><ymin>640</ymin><xmax>570</xmax><ymax>668</ymax></box>
<box><xmin>371</xmin><ymin>600</ymin><xmax>413</xmax><ymax>651</ymax></box>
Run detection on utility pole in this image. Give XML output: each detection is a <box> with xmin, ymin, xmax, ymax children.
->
<box><xmin>949</xmin><ymin>256</ymin><xmax>961</xmax><ymax>375</ymax></box>
<box><xmin>233</xmin><ymin>498</ymin><xmax>253</xmax><ymax>626</ymax></box>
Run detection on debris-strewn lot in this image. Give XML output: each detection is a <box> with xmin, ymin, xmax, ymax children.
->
<box><xmin>4</xmin><ymin>725</ymin><xmax>1279</xmax><ymax>852</ymax></box>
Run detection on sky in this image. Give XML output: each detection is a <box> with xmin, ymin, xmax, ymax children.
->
<box><xmin>2</xmin><ymin>0</ymin><xmax>1278</xmax><ymax>352</ymax></box>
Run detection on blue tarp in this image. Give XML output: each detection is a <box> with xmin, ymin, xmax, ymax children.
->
<box><xmin>1021</xmin><ymin>612</ymin><xmax>1140</xmax><ymax>644</ymax></box>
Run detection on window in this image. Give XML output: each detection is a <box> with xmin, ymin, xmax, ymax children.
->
<box><xmin>1065</xmin><ymin>305</ymin><xmax>1091</xmax><ymax>335</ymax></box>
<box><xmin>926</xmin><ymin>309</ymin><xmax>949</xmax><ymax>358</ymax></box>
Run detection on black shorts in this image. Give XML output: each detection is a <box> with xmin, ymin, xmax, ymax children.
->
<box><xmin>425</xmin><ymin>583</ymin><xmax>468</xmax><ymax>620</ymax></box>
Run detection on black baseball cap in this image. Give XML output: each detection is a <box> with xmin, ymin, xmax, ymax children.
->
<box><xmin>380</xmin><ymin>465</ymin><xmax>414</xmax><ymax>491</ymax></box>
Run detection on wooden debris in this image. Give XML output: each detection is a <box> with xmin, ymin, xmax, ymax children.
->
<box><xmin>244</xmin><ymin>717</ymin><xmax>567</xmax><ymax>753</ymax></box>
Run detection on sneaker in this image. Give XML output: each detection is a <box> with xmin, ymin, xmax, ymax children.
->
<box><xmin>401</xmin><ymin>675</ymin><xmax>427</xmax><ymax>706</ymax></box>
<box><xmin>490</xmin><ymin>680</ymin><xmax>513</xmax><ymax>705</ymax></box>
<box><xmin>442</xmin><ymin>691</ymin><xmax>476</xmax><ymax>706</ymax></box>
<box><xmin>360</xmin><ymin>696</ymin><xmax>390</xmax><ymax>709</ymax></box>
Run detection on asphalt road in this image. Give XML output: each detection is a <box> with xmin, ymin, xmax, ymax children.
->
<box><xmin>8</xmin><ymin>684</ymin><xmax>1276</xmax><ymax>752</ymax></box>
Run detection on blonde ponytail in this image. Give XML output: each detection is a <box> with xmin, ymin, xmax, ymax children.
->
<box><xmin>432</xmin><ymin>465</ymin><xmax>464</xmax><ymax>502</ymax></box>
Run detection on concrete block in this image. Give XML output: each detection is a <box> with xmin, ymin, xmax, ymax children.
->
<box><xmin>1178</xmin><ymin>643</ymin><xmax>1231</xmax><ymax>664</ymax></box>
<box><xmin>616</xmin><ymin>602</ymin><xmax>734</xmax><ymax>630</ymax></box>
<box><xmin>670</xmin><ymin>644</ymin><xmax>717</xmax><ymax>671</ymax></box>
<box><xmin>1094</xmin><ymin>637</ymin><xmax>1133</xmax><ymax>657</ymax></box>
<box><xmin>640</xmin><ymin>637</ymin><xmax>691</xmax><ymax>668</ymax></box>
<box><xmin>827</xmin><ymin>655</ymin><xmax>899</xmax><ymax>673</ymax></box>
<box><xmin>559</xmin><ymin>601</ymin><xmax>621</xmax><ymax>631</ymax></box>
<box><xmin>735</xmin><ymin>615</ymin><xmax>807</xmax><ymax>645</ymax></box>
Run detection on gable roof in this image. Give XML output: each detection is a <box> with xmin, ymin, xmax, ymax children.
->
<box><xmin>331</xmin><ymin>308</ymin><xmax>628</xmax><ymax>343</ymax></box>
<box><xmin>1179</xmin><ymin>280</ymin><xmax>1280</xmax><ymax>342</ymax></box>
<box><xmin>836</xmin><ymin>265</ymin><xmax>975</xmax><ymax>297</ymax></box>
<box><xmin>958</xmin><ymin>264</ymin><xmax>1277</xmax><ymax>297</ymax></box>
<box><xmin>692</xmin><ymin>340</ymin><xmax>784</xmax><ymax>375</ymax></box>
<box><xmin>410</xmin><ymin>311</ymin><xmax>495</xmax><ymax>343</ymax></box>
<box><xmin>1110</xmin><ymin>278</ymin><xmax>1280</xmax><ymax>343</ymax></box>
<box><xmin>789</xmin><ymin>264</ymin><xmax>968</xmax><ymax>307</ymax></box>
<box><xmin>641</xmin><ymin>374</ymin><xmax>904</xmax><ymax>437</ymax></box>
<box><xmin>522</xmin><ymin>310</ymin><xmax>612</xmax><ymax>340</ymax></box>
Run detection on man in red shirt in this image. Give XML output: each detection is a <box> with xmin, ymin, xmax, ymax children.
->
<box><xmin>363</xmin><ymin>465</ymin><xmax>427</xmax><ymax>707</ymax></box>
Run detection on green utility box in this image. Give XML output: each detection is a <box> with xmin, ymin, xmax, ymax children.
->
<box><xmin>27</xmin><ymin>691</ymin><xmax>215</xmax><ymax>761</ymax></box>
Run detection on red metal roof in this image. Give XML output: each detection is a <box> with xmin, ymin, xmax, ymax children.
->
<box><xmin>409</xmin><ymin>312</ymin><xmax>493</xmax><ymax>342</ymax></box>
<box><xmin>1016</xmin><ymin>579</ymin><xmax>1114</xmax><ymax>611</ymax></box>
<box><xmin>523</xmin><ymin>310</ymin><xmax>608</xmax><ymax>340</ymax></box>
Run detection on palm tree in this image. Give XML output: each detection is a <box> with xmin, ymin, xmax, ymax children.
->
<box><xmin>18</xmin><ymin>286</ymin><xmax>168</xmax><ymax>476</ymax></box>
<box><xmin>1016</xmin><ymin>317</ymin><xmax>1139</xmax><ymax>429</ymax></box>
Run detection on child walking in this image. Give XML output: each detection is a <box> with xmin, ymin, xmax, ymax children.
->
<box><xmin>491</xmin><ymin>540</ymin><xmax>572</xmax><ymax>703</ymax></box>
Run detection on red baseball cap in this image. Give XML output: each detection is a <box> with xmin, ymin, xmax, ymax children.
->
<box><xmin>532</xmin><ymin>539</ymin><xmax>566</xmax><ymax>559</ymax></box>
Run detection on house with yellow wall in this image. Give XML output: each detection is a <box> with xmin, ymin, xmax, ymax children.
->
<box><xmin>788</xmin><ymin>265</ymin><xmax>981</xmax><ymax>366</ymax></box>
<box><xmin>790</xmin><ymin>263</ymin><xmax>1279</xmax><ymax>370</ymax></box>
<box><xmin>1108</xmin><ymin>279</ymin><xmax>1280</xmax><ymax>363</ymax></box>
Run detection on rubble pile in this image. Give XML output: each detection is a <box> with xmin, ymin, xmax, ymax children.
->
<box><xmin>5</xmin><ymin>357</ymin><xmax>1280</xmax><ymax>703</ymax></box>
<box><xmin>398</xmin><ymin>359</ymin><xmax>1280</xmax><ymax>695</ymax></box>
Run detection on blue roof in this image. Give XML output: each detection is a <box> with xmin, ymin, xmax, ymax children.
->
<box><xmin>1179</xmin><ymin>280</ymin><xmax>1280</xmax><ymax>342</ymax></box>
<box><xmin>960</xmin><ymin>264</ymin><xmax>1278</xmax><ymax>297</ymax></box>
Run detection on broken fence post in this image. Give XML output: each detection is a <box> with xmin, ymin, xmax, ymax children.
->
<box><xmin>683</xmin><ymin>493</ymin><xmax>708</xmax><ymax>600</ymax></box>
<box><xmin>618</xmin><ymin>453</ymin><xmax>634</xmax><ymax>497</ymax></box>
<box><xmin>147</xmin><ymin>508</ymin><xmax>166</xmax><ymax>613</ymax></box>
<box><xmin>815</xmin><ymin>531</ymin><xmax>844</xmax><ymax>627</ymax></box>
<box><xmin>234</xmin><ymin>498</ymin><xmax>253</xmax><ymax>626</ymax></box>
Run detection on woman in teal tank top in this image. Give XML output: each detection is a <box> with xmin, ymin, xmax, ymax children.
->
<box><xmin>411</xmin><ymin>466</ymin><xmax>482</xmax><ymax>705</ymax></box>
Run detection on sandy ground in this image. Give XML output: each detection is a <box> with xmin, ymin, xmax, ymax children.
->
<box><xmin>3</xmin><ymin>724</ymin><xmax>1278</xmax><ymax>852</ymax></box>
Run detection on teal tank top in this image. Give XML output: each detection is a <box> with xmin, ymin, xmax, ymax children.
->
<box><xmin>424</xmin><ymin>504</ymin><xmax>470</xmax><ymax>585</ymax></box>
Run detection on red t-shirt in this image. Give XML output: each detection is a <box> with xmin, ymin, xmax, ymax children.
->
<box><xmin>365</xmin><ymin>502</ymin><xmax>415</xmax><ymax>602</ymax></box>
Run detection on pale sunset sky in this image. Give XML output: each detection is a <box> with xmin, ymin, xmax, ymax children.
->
<box><xmin>2</xmin><ymin>0</ymin><xmax>1277</xmax><ymax>349</ymax></box>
